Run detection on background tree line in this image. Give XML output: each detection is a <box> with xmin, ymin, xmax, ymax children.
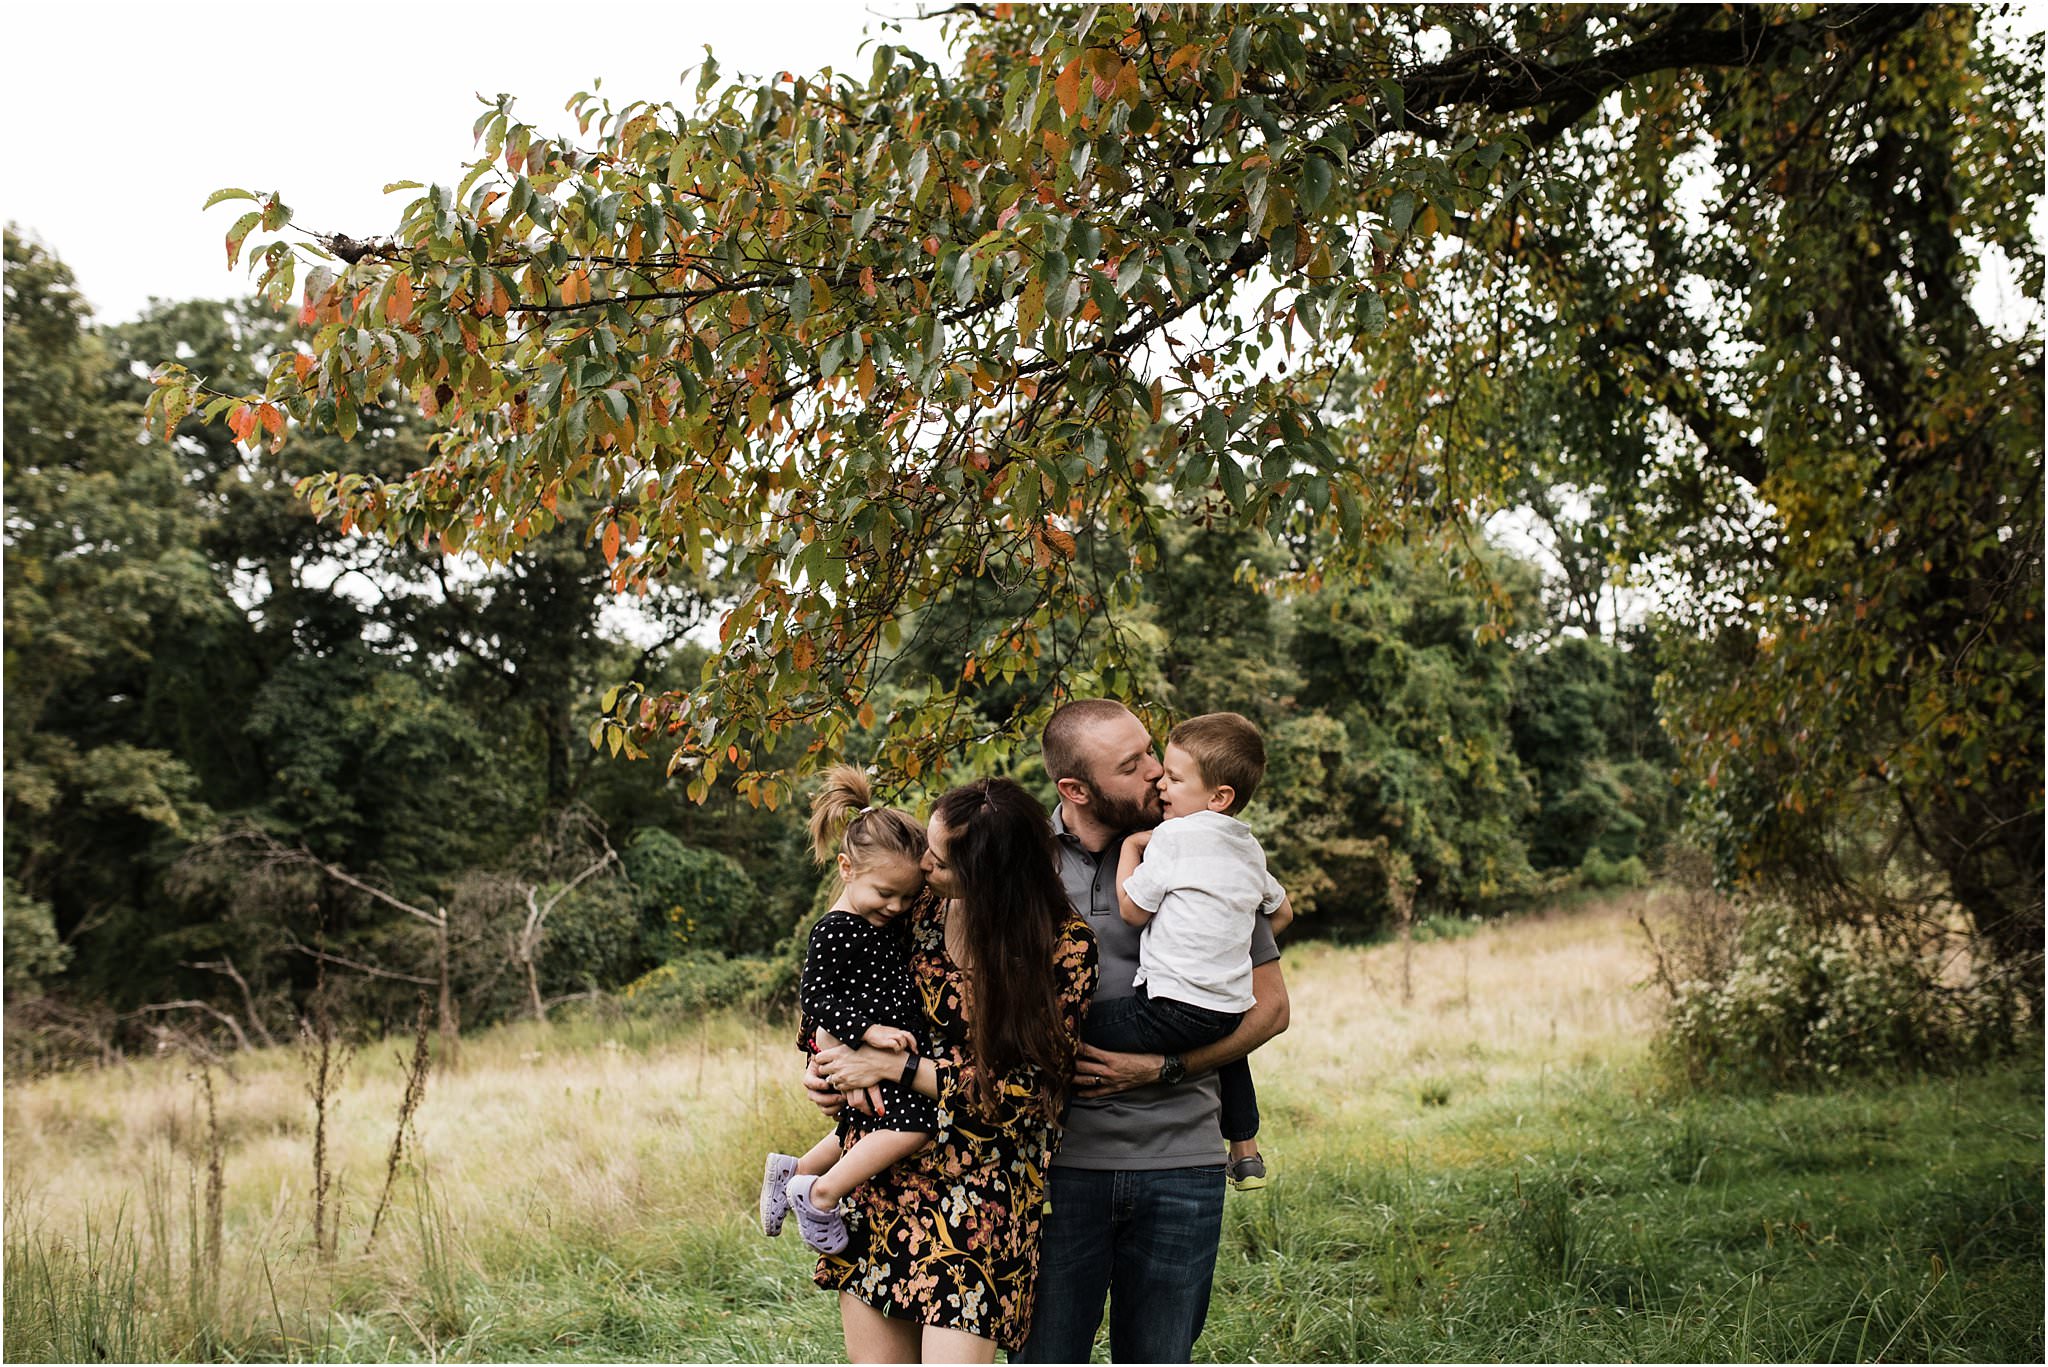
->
<box><xmin>7</xmin><ymin>226</ymin><xmax>1676</xmax><ymax>1062</ymax></box>
<box><xmin>10</xmin><ymin>4</ymin><xmax>2042</xmax><ymax>1085</ymax></box>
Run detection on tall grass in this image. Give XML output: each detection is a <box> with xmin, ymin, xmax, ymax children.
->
<box><xmin>5</xmin><ymin>891</ymin><xmax>2040</xmax><ymax>1362</ymax></box>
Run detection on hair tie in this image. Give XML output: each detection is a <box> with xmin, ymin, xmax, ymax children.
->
<box><xmin>857</xmin><ymin>805</ymin><xmax>875</xmax><ymax>816</ymax></box>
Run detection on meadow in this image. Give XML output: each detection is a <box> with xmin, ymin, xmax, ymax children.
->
<box><xmin>5</xmin><ymin>890</ymin><xmax>2040</xmax><ymax>1363</ymax></box>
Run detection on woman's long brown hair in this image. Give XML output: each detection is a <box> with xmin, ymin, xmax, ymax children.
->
<box><xmin>931</xmin><ymin>778</ymin><xmax>1080</xmax><ymax>1122</ymax></box>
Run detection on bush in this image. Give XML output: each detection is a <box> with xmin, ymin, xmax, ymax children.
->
<box><xmin>1655</xmin><ymin>911</ymin><xmax>2028</xmax><ymax>1088</ymax></box>
<box><xmin>622</xmin><ymin>829</ymin><xmax>765</xmax><ymax>957</ymax></box>
<box><xmin>1578</xmin><ymin>849</ymin><xmax>1648</xmax><ymax>890</ymax></box>
<box><xmin>619</xmin><ymin>953</ymin><xmax>781</xmax><ymax>1016</ymax></box>
<box><xmin>540</xmin><ymin>881</ymin><xmax>645</xmax><ymax>992</ymax></box>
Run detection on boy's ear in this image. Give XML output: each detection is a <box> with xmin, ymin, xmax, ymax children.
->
<box><xmin>1206</xmin><ymin>785</ymin><xmax>1237</xmax><ymax>814</ymax></box>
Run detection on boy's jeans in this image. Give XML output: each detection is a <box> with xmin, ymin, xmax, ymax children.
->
<box><xmin>1011</xmin><ymin>1164</ymin><xmax>1229</xmax><ymax>1363</ymax></box>
<box><xmin>1083</xmin><ymin>988</ymin><xmax>1260</xmax><ymax>1142</ymax></box>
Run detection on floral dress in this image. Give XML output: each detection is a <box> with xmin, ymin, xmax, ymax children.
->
<box><xmin>814</xmin><ymin>893</ymin><xmax>1097</xmax><ymax>1350</ymax></box>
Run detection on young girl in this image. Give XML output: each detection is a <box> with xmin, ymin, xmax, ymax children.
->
<box><xmin>759</xmin><ymin>765</ymin><xmax>936</xmax><ymax>1255</ymax></box>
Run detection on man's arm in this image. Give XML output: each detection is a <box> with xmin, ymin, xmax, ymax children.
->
<box><xmin>1071</xmin><ymin>957</ymin><xmax>1290</xmax><ymax>1094</ymax></box>
<box><xmin>1184</xmin><ymin>956</ymin><xmax>1289</xmax><ymax>1075</ymax></box>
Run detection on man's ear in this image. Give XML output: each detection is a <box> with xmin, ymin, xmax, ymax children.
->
<box><xmin>1207</xmin><ymin>785</ymin><xmax>1237</xmax><ymax>814</ymax></box>
<box><xmin>1054</xmin><ymin>775</ymin><xmax>1093</xmax><ymax>809</ymax></box>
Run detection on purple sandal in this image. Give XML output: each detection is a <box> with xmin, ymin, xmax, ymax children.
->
<box><xmin>786</xmin><ymin>1174</ymin><xmax>849</xmax><ymax>1255</ymax></box>
<box><xmin>759</xmin><ymin>1153</ymin><xmax>799</xmax><ymax>1237</ymax></box>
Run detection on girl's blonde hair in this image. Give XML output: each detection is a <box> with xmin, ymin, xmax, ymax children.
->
<box><xmin>808</xmin><ymin>765</ymin><xmax>926</xmax><ymax>872</ymax></box>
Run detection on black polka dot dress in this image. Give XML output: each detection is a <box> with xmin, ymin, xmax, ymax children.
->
<box><xmin>799</xmin><ymin>909</ymin><xmax>938</xmax><ymax>1135</ymax></box>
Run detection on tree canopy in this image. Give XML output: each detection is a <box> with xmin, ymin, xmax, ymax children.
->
<box><xmin>146</xmin><ymin>4</ymin><xmax>2042</xmax><ymax>993</ymax></box>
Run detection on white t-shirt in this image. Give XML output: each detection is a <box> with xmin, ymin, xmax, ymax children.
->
<box><xmin>1119</xmin><ymin>809</ymin><xmax>1285</xmax><ymax>1013</ymax></box>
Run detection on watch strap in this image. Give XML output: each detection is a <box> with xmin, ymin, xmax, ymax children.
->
<box><xmin>899</xmin><ymin>1051</ymin><xmax>921</xmax><ymax>1089</ymax></box>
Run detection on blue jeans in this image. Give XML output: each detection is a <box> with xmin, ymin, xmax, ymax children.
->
<box><xmin>1010</xmin><ymin>1164</ymin><xmax>1227</xmax><ymax>1363</ymax></box>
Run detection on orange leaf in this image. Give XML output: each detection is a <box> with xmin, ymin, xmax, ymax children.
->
<box><xmin>950</xmin><ymin>182</ymin><xmax>975</xmax><ymax>214</ymax></box>
<box><xmin>258</xmin><ymin>403</ymin><xmax>284</xmax><ymax>438</ymax></box>
<box><xmin>1056</xmin><ymin>56</ymin><xmax>1083</xmax><ymax>116</ymax></box>
<box><xmin>294</xmin><ymin>353</ymin><xmax>315</xmax><ymax>382</ymax></box>
<box><xmin>856</xmin><ymin>354</ymin><xmax>876</xmax><ymax>399</ymax></box>
<box><xmin>388</xmin><ymin>272</ymin><xmax>414</xmax><ymax>324</ymax></box>
<box><xmin>730</xmin><ymin>295</ymin><xmax>752</xmax><ymax>326</ymax></box>
<box><xmin>603</xmin><ymin>521</ymin><xmax>621</xmax><ymax>565</ymax></box>
<box><xmin>861</xmin><ymin>267</ymin><xmax>878</xmax><ymax>298</ymax></box>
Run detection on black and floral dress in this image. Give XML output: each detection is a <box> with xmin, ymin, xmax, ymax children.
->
<box><xmin>814</xmin><ymin>893</ymin><xmax>1097</xmax><ymax>1350</ymax></box>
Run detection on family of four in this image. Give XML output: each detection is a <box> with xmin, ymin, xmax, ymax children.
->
<box><xmin>757</xmin><ymin>699</ymin><xmax>1293</xmax><ymax>1363</ymax></box>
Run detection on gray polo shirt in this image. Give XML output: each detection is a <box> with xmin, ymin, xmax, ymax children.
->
<box><xmin>1052</xmin><ymin>804</ymin><xmax>1282</xmax><ymax>1171</ymax></box>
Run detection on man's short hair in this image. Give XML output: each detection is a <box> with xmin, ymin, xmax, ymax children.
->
<box><xmin>1167</xmin><ymin>712</ymin><xmax>1266</xmax><ymax>815</ymax></box>
<box><xmin>1042</xmin><ymin>699</ymin><xmax>1137</xmax><ymax>786</ymax></box>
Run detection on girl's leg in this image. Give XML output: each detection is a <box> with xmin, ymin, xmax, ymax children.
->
<box><xmin>841</xmin><ymin>1294</ymin><xmax>922</xmax><ymax>1363</ymax></box>
<box><xmin>795</xmin><ymin>1130</ymin><xmax>844</xmax><ymax>1176</ymax></box>
<box><xmin>813</xmin><ymin>1128</ymin><xmax>932</xmax><ymax>1208</ymax></box>
<box><xmin>920</xmin><ymin>1324</ymin><xmax>998</xmax><ymax>1364</ymax></box>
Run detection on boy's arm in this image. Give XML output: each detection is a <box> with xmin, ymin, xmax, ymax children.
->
<box><xmin>1267</xmin><ymin>892</ymin><xmax>1295</xmax><ymax>936</ymax></box>
<box><xmin>1114</xmin><ymin>830</ymin><xmax>1157</xmax><ymax>927</ymax></box>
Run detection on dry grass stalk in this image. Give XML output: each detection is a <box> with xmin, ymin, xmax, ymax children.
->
<box><xmin>365</xmin><ymin>993</ymin><xmax>435</xmax><ymax>1253</ymax></box>
<box><xmin>299</xmin><ymin>972</ymin><xmax>353</xmax><ymax>1262</ymax></box>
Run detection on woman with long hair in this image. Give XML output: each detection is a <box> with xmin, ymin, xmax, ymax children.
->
<box><xmin>807</xmin><ymin>776</ymin><xmax>1097</xmax><ymax>1364</ymax></box>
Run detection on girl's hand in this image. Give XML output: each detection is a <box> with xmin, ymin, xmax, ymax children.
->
<box><xmin>862</xmin><ymin>1024</ymin><xmax>917</xmax><ymax>1052</ymax></box>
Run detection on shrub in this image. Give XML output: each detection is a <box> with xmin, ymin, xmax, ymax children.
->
<box><xmin>1654</xmin><ymin>909</ymin><xmax>2028</xmax><ymax>1088</ymax></box>
<box><xmin>622</xmin><ymin>829</ymin><xmax>764</xmax><ymax>957</ymax></box>
<box><xmin>539</xmin><ymin>881</ymin><xmax>645</xmax><ymax>992</ymax></box>
<box><xmin>618</xmin><ymin>953</ymin><xmax>780</xmax><ymax>1016</ymax></box>
<box><xmin>1578</xmin><ymin>849</ymin><xmax>1648</xmax><ymax>890</ymax></box>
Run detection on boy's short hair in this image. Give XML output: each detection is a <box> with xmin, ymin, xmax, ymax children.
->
<box><xmin>1167</xmin><ymin>712</ymin><xmax>1266</xmax><ymax>815</ymax></box>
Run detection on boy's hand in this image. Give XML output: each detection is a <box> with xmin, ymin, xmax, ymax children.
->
<box><xmin>1124</xmin><ymin>830</ymin><xmax>1153</xmax><ymax>858</ymax></box>
<box><xmin>862</xmin><ymin>1024</ymin><xmax>917</xmax><ymax>1051</ymax></box>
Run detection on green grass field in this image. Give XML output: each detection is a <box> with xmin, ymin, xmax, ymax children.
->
<box><xmin>5</xmin><ymin>891</ymin><xmax>2040</xmax><ymax>1362</ymax></box>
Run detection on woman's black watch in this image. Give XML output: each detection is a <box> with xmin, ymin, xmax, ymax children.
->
<box><xmin>1159</xmin><ymin>1053</ymin><xmax>1186</xmax><ymax>1085</ymax></box>
<box><xmin>899</xmin><ymin>1051</ymin><xmax>921</xmax><ymax>1089</ymax></box>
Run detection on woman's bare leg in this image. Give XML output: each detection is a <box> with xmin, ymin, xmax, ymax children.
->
<box><xmin>842</xmin><ymin>1294</ymin><xmax>922</xmax><ymax>1363</ymax></box>
<box><xmin>920</xmin><ymin>1324</ymin><xmax>998</xmax><ymax>1364</ymax></box>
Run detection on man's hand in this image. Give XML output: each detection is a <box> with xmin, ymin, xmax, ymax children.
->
<box><xmin>1069</xmin><ymin>1042</ymin><xmax>1164</xmax><ymax>1098</ymax></box>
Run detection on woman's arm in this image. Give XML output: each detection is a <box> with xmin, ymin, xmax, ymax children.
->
<box><xmin>813</xmin><ymin>1040</ymin><xmax>939</xmax><ymax>1100</ymax></box>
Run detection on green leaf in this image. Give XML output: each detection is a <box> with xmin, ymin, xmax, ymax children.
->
<box><xmin>1300</xmin><ymin>156</ymin><xmax>1334</xmax><ymax>217</ymax></box>
<box><xmin>203</xmin><ymin>188</ymin><xmax>257</xmax><ymax>211</ymax></box>
<box><xmin>1218</xmin><ymin>452</ymin><xmax>1247</xmax><ymax>507</ymax></box>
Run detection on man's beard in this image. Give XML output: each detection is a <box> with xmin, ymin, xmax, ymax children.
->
<box><xmin>1084</xmin><ymin>780</ymin><xmax>1163</xmax><ymax>835</ymax></box>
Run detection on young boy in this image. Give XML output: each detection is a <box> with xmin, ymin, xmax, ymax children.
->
<box><xmin>1082</xmin><ymin>711</ymin><xmax>1292</xmax><ymax>1189</ymax></box>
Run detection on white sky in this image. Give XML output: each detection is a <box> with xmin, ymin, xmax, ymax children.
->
<box><xmin>2</xmin><ymin>0</ymin><xmax>915</xmax><ymax>324</ymax></box>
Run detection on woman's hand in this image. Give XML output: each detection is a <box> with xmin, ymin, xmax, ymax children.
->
<box><xmin>814</xmin><ymin>1041</ymin><xmax>899</xmax><ymax>1115</ymax></box>
<box><xmin>1070</xmin><ymin>1042</ymin><xmax>1162</xmax><ymax>1097</ymax></box>
<box><xmin>804</xmin><ymin>1053</ymin><xmax>849</xmax><ymax>1115</ymax></box>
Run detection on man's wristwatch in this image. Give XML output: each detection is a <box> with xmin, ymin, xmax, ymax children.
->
<box><xmin>899</xmin><ymin>1051</ymin><xmax>921</xmax><ymax>1089</ymax></box>
<box><xmin>1158</xmin><ymin>1053</ymin><xmax>1186</xmax><ymax>1085</ymax></box>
